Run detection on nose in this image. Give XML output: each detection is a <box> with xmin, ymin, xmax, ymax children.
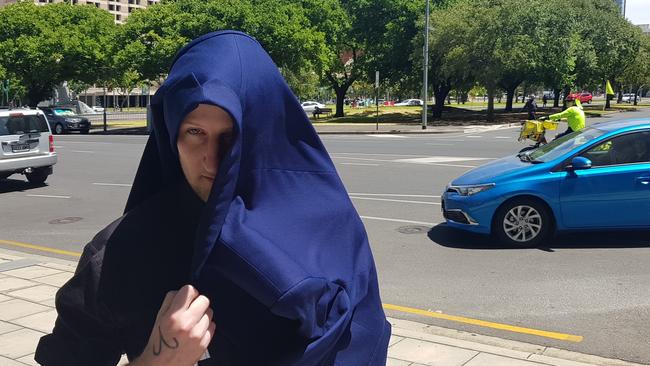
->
<box><xmin>202</xmin><ymin>138</ymin><xmax>219</xmax><ymax>176</ymax></box>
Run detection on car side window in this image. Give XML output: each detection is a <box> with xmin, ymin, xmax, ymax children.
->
<box><xmin>581</xmin><ymin>131</ymin><xmax>650</xmax><ymax>166</ymax></box>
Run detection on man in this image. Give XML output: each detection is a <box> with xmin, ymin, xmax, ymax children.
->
<box><xmin>545</xmin><ymin>98</ymin><xmax>586</xmax><ymax>139</ymax></box>
<box><xmin>522</xmin><ymin>95</ymin><xmax>537</xmax><ymax>120</ymax></box>
<box><xmin>35</xmin><ymin>30</ymin><xmax>390</xmax><ymax>366</ymax></box>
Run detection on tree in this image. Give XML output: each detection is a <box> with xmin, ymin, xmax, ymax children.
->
<box><xmin>0</xmin><ymin>3</ymin><xmax>115</xmax><ymax>106</ymax></box>
<box><xmin>620</xmin><ymin>34</ymin><xmax>650</xmax><ymax>105</ymax></box>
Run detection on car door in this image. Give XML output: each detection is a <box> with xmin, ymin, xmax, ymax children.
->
<box><xmin>559</xmin><ymin>130</ymin><xmax>650</xmax><ymax>228</ymax></box>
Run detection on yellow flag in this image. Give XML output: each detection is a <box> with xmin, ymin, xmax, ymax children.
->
<box><xmin>606</xmin><ymin>80</ymin><xmax>615</xmax><ymax>96</ymax></box>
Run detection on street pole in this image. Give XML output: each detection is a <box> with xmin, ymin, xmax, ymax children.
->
<box><xmin>375</xmin><ymin>70</ymin><xmax>380</xmax><ymax>131</ymax></box>
<box><xmin>422</xmin><ymin>0</ymin><xmax>430</xmax><ymax>129</ymax></box>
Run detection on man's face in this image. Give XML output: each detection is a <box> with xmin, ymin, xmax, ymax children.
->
<box><xmin>177</xmin><ymin>104</ymin><xmax>234</xmax><ymax>202</ymax></box>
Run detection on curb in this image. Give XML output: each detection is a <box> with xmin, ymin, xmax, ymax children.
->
<box><xmin>388</xmin><ymin>317</ymin><xmax>648</xmax><ymax>366</ymax></box>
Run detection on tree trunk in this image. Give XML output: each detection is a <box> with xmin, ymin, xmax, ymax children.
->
<box><xmin>487</xmin><ymin>86</ymin><xmax>495</xmax><ymax>121</ymax></box>
<box><xmin>617</xmin><ymin>85</ymin><xmax>623</xmax><ymax>104</ymax></box>
<box><xmin>562</xmin><ymin>86</ymin><xmax>570</xmax><ymax>109</ymax></box>
<box><xmin>505</xmin><ymin>88</ymin><xmax>516</xmax><ymax>112</ymax></box>
<box><xmin>431</xmin><ymin>85</ymin><xmax>451</xmax><ymax>118</ymax></box>
<box><xmin>334</xmin><ymin>87</ymin><xmax>346</xmax><ymax>117</ymax></box>
<box><xmin>553</xmin><ymin>88</ymin><xmax>561</xmax><ymax>108</ymax></box>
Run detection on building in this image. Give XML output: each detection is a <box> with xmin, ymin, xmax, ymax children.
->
<box><xmin>0</xmin><ymin>0</ymin><xmax>160</xmax><ymax>24</ymax></box>
<box><xmin>614</xmin><ymin>0</ymin><xmax>626</xmax><ymax>15</ymax></box>
<box><xmin>639</xmin><ymin>24</ymin><xmax>650</xmax><ymax>35</ymax></box>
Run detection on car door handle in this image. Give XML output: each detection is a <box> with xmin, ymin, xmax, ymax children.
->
<box><xmin>636</xmin><ymin>177</ymin><xmax>650</xmax><ymax>186</ymax></box>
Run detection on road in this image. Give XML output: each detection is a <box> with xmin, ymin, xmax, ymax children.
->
<box><xmin>1</xmin><ymin>109</ymin><xmax>649</xmax><ymax>363</ymax></box>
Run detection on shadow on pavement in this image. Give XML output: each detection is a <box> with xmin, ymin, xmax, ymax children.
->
<box><xmin>91</xmin><ymin>127</ymin><xmax>149</xmax><ymax>135</ymax></box>
<box><xmin>428</xmin><ymin>223</ymin><xmax>650</xmax><ymax>250</ymax></box>
<box><xmin>0</xmin><ymin>178</ymin><xmax>47</xmax><ymax>194</ymax></box>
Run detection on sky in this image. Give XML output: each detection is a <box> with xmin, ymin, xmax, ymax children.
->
<box><xmin>626</xmin><ymin>0</ymin><xmax>650</xmax><ymax>25</ymax></box>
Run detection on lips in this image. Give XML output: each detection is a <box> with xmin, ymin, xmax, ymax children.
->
<box><xmin>202</xmin><ymin>175</ymin><xmax>215</xmax><ymax>181</ymax></box>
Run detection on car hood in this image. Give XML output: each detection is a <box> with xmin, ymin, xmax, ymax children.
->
<box><xmin>451</xmin><ymin>155</ymin><xmax>533</xmax><ymax>185</ymax></box>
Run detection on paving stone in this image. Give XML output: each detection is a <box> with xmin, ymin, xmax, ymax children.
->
<box><xmin>0</xmin><ymin>294</ymin><xmax>10</xmax><ymax>303</ymax></box>
<box><xmin>39</xmin><ymin>262</ymin><xmax>76</xmax><ymax>273</ymax></box>
<box><xmin>0</xmin><ymin>259</ymin><xmax>8</xmax><ymax>265</ymax></box>
<box><xmin>0</xmin><ymin>299</ymin><xmax>50</xmax><ymax>321</ymax></box>
<box><xmin>386</xmin><ymin>358</ymin><xmax>412</xmax><ymax>366</ymax></box>
<box><xmin>388</xmin><ymin>338</ymin><xmax>477</xmax><ymax>366</ymax></box>
<box><xmin>7</xmin><ymin>285</ymin><xmax>58</xmax><ymax>303</ymax></box>
<box><xmin>0</xmin><ymin>329</ymin><xmax>45</xmax><ymax>359</ymax></box>
<box><xmin>0</xmin><ymin>278</ymin><xmax>35</xmax><ymax>292</ymax></box>
<box><xmin>464</xmin><ymin>353</ymin><xmax>544</xmax><ymax>366</ymax></box>
<box><xmin>12</xmin><ymin>309</ymin><xmax>57</xmax><ymax>333</ymax></box>
<box><xmin>3</xmin><ymin>266</ymin><xmax>62</xmax><ymax>280</ymax></box>
<box><xmin>32</xmin><ymin>272</ymin><xmax>72</xmax><ymax>287</ymax></box>
<box><xmin>389</xmin><ymin>335</ymin><xmax>405</xmax><ymax>347</ymax></box>
<box><xmin>0</xmin><ymin>354</ymin><xmax>27</xmax><ymax>365</ymax></box>
<box><xmin>0</xmin><ymin>253</ymin><xmax>23</xmax><ymax>261</ymax></box>
<box><xmin>0</xmin><ymin>321</ymin><xmax>20</xmax><ymax>336</ymax></box>
<box><xmin>528</xmin><ymin>354</ymin><xmax>603</xmax><ymax>366</ymax></box>
<box><xmin>39</xmin><ymin>299</ymin><xmax>56</xmax><ymax>308</ymax></box>
<box><xmin>15</xmin><ymin>354</ymin><xmax>38</xmax><ymax>366</ymax></box>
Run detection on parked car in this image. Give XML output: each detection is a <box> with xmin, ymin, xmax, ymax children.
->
<box><xmin>395</xmin><ymin>99</ymin><xmax>424</xmax><ymax>106</ymax></box>
<box><xmin>0</xmin><ymin>108</ymin><xmax>57</xmax><ymax>184</ymax></box>
<box><xmin>300</xmin><ymin>101</ymin><xmax>326</xmax><ymax>113</ymax></box>
<box><xmin>441</xmin><ymin>119</ymin><xmax>650</xmax><ymax>247</ymax></box>
<box><xmin>566</xmin><ymin>92</ymin><xmax>592</xmax><ymax>103</ymax></box>
<box><xmin>38</xmin><ymin>107</ymin><xmax>91</xmax><ymax>134</ymax></box>
<box><xmin>92</xmin><ymin>105</ymin><xmax>105</xmax><ymax>113</ymax></box>
<box><xmin>621</xmin><ymin>93</ymin><xmax>640</xmax><ymax>103</ymax></box>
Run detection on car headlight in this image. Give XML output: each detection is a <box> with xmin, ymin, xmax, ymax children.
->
<box><xmin>447</xmin><ymin>183</ymin><xmax>495</xmax><ymax>196</ymax></box>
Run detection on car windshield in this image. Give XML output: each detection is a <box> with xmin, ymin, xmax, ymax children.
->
<box><xmin>53</xmin><ymin>109</ymin><xmax>75</xmax><ymax>116</ymax></box>
<box><xmin>0</xmin><ymin>114</ymin><xmax>49</xmax><ymax>136</ymax></box>
<box><xmin>527</xmin><ymin>127</ymin><xmax>606</xmax><ymax>163</ymax></box>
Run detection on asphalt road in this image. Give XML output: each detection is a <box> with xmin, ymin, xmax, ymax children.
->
<box><xmin>1</xmin><ymin>109</ymin><xmax>650</xmax><ymax>363</ymax></box>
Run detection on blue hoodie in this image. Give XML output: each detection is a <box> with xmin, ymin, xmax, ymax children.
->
<box><xmin>126</xmin><ymin>30</ymin><xmax>391</xmax><ymax>365</ymax></box>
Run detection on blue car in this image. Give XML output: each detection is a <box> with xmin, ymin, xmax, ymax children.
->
<box><xmin>442</xmin><ymin>119</ymin><xmax>650</xmax><ymax>246</ymax></box>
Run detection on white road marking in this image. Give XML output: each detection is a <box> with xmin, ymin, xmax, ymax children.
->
<box><xmin>360</xmin><ymin>216</ymin><xmax>436</xmax><ymax>226</ymax></box>
<box><xmin>395</xmin><ymin>156</ymin><xmax>492</xmax><ymax>163</ymax></box>
<box><xmin>332</xmin><ymin>152</ymin><xmax>430</xmax><ymax>158</ymax></box>
<box><xmin>349</xmin><ymin>193</ymin><xmax>440</xmax><ymax>198</ymax></box>
<box><xmin>71</xmin><ymin>150</ymin><xmax>94</xmax><ymax>153</ymax></box>
<box><xmin>466</xmin><ymin>136</ymin><xmax>483</xmax><ymax>138</ymax></box>
<box><xmin>93</xmin><ymin>183</ymin><xmax>132</xmax><ymax>187</ymax></box>
<box><xmin>365</xmin><ymin>134</ymin><xmax>408</xmax><ymax>138</ymax></box>
<box><xmin>26</xmin><ymin>194</ymin><xmax>71</xmax><ymax>199</ymax></box>
<box><xmin>495</xmin><ymin>136</ymin><xmax>511</xmax><ymax>139</ymax></box>
<box><xmin>425</xmin><ymin>143</ymin><xmax>454</xmax><ymax>146</ymax></box>
<box><xmin>53</xmin><ymin>146</ymin><xmax>64</xmax><ymax>148</ymax></box>
<box><xmin>340</xmin><ymin>163</ymin><xmax>380</xmax><ymax>166</ymax></box>
<box><xmin>350</xmin><ymin>196</ymin><xmax>440</xmax><ymax>205</ymax></box>
<box><xmin>333</xmin><ymin>156</ymin><xmax>479</xmax><ymax>168</ymax></box>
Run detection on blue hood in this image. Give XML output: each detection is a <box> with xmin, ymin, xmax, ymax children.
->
<box><xmin>452</xmin><ymin>155</ymin><xmax>531</xmax><ymax>185</ymax></box>
<box><xmin>124</xmin><ymin>31</ymin><xmax>389</xmax><ymax>364</ymax></box>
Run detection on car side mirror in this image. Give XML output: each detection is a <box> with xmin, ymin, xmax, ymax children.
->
<box><xmin>566</xmin><ymin>156</ymin><xmax>592</xmax><ymax>171</ymax></box>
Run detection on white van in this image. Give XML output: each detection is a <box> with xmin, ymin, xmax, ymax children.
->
<box><xmin>0</xmin><ymin>108</ymin><xmax>58</xmax><ymax>184</ymax></box>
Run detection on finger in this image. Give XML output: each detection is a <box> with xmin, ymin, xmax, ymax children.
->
<box><xmin>200</xmin><ymin>321</ymin><xmax>216</xmax><ymax>349</ymax></box>
<box><xmin>157</xmin><ymin>291</ymin><xmax>177</xmax><ymax>318</ymax></box>
<box><xmin>187</xmin><ymin>295</ymin><xmax>210</xmax><ymax>324</ymax></box>
<box><xmin>193</xmin><ymin>312</ymin><xmax>211</xmax><ymax>337</ymax></box>
<box><xmin>169</xmin><ymin>284</ymin><xmax>199</xmax><ymax>311</ymax></box>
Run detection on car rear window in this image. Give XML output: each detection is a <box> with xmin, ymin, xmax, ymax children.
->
<box><xmin>0</xmin><ymin>114</ymin><xmax>49</xmax><ymax>136</ymax></box>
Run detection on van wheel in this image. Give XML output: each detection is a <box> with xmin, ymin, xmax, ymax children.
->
<box><xmin>26</xmin><ymin>168</ymin><xmax>49</xmax><ymax>184</ymax></box>
<box><xmin>0</xmin><ymin>173</ymin><xmax>10</xmax><ymax>180</ymax></box>
<box><xmin>493</xmin><ymin>198</ymin><xmax>552</xmax><ymax>247</ymax></box>
<box><xmin>54</xmin><ymin>124</ymin><xmax>64</xmax><ymax>135</ymax></box>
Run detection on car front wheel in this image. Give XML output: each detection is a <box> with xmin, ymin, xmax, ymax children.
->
<box><xmin>54</xmin><ymin>123</ymin><xmax>64</xmax><ymax>135</ymax></box>
<box><xmin>493</xmin><ymin>198</ymin><xmax>552</xmax><ymax>247</ymax></box>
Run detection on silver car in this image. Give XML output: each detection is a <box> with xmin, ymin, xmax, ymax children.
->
<box><xmin>0</xmin><ymin>108</ymin><xmax>58</xmax><ymax>184</ymax></box>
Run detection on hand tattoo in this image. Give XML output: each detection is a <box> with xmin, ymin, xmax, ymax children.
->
<box><xmin>152</xmin><ymin>326</ymin><xmax>180</xmax><ymax>356</ymax></box>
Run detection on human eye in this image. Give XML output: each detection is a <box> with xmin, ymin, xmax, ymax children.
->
<box><xmin>186</xmin><ymin>127</ymin><xmax>203</xmax><ymax>135</ymax></box>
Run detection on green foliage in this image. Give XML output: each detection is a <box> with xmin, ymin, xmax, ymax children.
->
<box><xmin>0</xmin><ymin>2</ymin><xmax>115</xmax><ymax>106</ymax></box>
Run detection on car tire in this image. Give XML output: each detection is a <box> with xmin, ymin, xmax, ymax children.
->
<box><xmin>26</xmin><ymin>167</ymin><xmax>49</xmax><ymax>184</ymax></box>
<box><xmin>54</xmin><ymin>123</ymin><xmax>64</xmax><ymax>135</ymax></box>
<box><xmin>81</xmin><ymin>129</ymin><xmax>89</xmax><ymax>134</ymax></box>
<box><xmin>0</xmin><ymin>173</ymin><xmax>10</xmax><ymax>180</ymax></box>
<box><xmin>493</xmin><ymin>197</ymin><xmax>553</xmax><ymax>247</ymax></box>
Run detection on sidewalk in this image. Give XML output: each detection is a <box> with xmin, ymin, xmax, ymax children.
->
<box><xmin>89</xmin><ymin>122</ymin><xmax>518</xmax><ymax>136</ymax></box>
<box><xmin>0</xmin><ymin>248</ymin><xmax>645</xmax><ymax>366</ymax></box>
